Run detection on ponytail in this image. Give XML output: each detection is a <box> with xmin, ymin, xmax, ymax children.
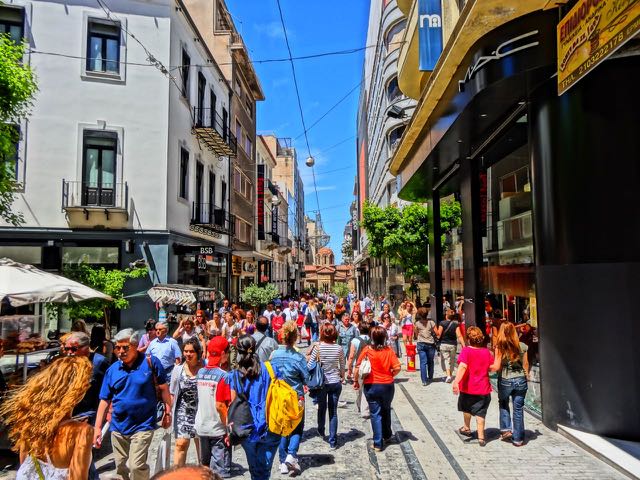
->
<box><xmin>235</xmin><ymin>334</ymin><xmax>261</xmax><ymax>379</ymax></box>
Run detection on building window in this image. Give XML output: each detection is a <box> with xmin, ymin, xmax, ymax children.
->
<box><xmin>244</xmin><ymin>136</ymin><xmax>252</xmax><ymax>157</ymax></box>
<box><xmin>87</xmin><ymin>20</ymin><xmax>120</xmax><ymax>73</ymax></box>
<box><xmin>210</xmin><ymin>89</ymin><xmax>217</xmax><ymax>128</ymax></box>
<box><xmin>384</xmin><ymin>19</ymin><xmax>406</xmax><ymax>51</ymax></box>
<box><xmin>179</xmin><ymin>148</ymin><xmax>189</xmax><ymax>199</ymax></box>
<box><xmin>233</xmin><ymin>167</ymin><xmax>252</xmax><ymax>202</ymax></box>
<box><xmin>181</xmin><ymin>48</ymin><xmax>191</xmax><ymax>99</ymax></box>
<box><xmin>2</xmin><ymin>124</ymin><xmax>20</xmax><ymax>182</ymax></box>
<box><xmin>82</xmin><ymin>131</ymin><xmax>117</xmax><ymax>206</ymax></box>
<box><xmin>387</xmin><ymin>76</ymin><xmax>401</xmax><ymax>103</ymax></box>
<box><xmin>0</xmin><ymin>7</ymin><xmax>24</xmax><ymax>43</ymax></box>
<box><xmin>234</xmin><ymin>217</ymin><xmax>252</xmax><ymax>243</ymax></box>
<box><xmin>235</xmin><ymin>120</ymin><xmax>242</xmax><ymax>143</ymax></box>
<box><xmin>388</xmin><ymin>125</ymin><xmax>405</xmax><ymax>153</ymax></box>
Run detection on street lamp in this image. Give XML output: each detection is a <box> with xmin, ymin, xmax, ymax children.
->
<box><xmin>305</xmin><ymin>156</ymin><xmax>315</xmax><ymax>167</ymax></box>
<box><xmin>271</xmin><ymin>195</ymin><xmax>281</xmax><ymax>206</ymax></box>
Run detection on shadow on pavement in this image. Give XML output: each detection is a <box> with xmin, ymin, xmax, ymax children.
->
<box><xmin>298</xmin><ymin>453</ymin><xmax>335</xmax><ymax>468</ymax></box>
<box><xmin>395</xmin><ymin>430</ymin><xmax>418</xmax><ymax>442</ymax></box>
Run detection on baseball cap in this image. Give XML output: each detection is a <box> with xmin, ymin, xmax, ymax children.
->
<box><xmin>207</xmin><ymin>336</ymin><xmax>229</xmax><ymax>367</ymax></box>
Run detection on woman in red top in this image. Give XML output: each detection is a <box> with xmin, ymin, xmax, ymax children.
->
<box><xmin>452</xmin><ymin>326</ymin><xmax>493</xmax><ymax>446</ymax></box>
<box><xmin>353</xmin><ymin>325</ymin><xmax>401</xmax><ymax>451</ymax></box>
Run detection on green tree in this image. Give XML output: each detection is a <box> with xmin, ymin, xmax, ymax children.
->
<box><xmin>361</xmin><ymin>199</ymin><xmax>462</xmax><ymax>277</ymax></box>
<box><xmin>341</xmin><ymin>235</ymin><xmax>353</xmax><ymax>264</ymax></box>
<box><xmin>0</xmin><ymin>35</ymin><xmax>37</xmax><ymax>225</ymax></box>
<box><xmin>440</xmin><ymin>199</ymin><xmax>462</xmax><ymax>252</ymax></box>
<box><xmin>62</xmin><ymin>264</ymin><xmax>148</xmax><ymax>335</ymax></box>
<box><xmin>241</xmin><ymin>283</ymin><xmax>279</xmax><ymax>310</ymax></box>
<box><xmin>332</xmin><ymin>282</ymin><xmax>350</xmax><ymax>298</ymax></box>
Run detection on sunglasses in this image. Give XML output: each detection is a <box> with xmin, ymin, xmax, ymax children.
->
<box><xmin>63</xmin><ymin>346</ymin><xmax>80</xmax><ymax>353</ymax></box>
<box><xmin>114</xmin><ymin>345</ymin><xmax>131</xmax><ymax>352</ymax></box>
<box><xmin>155</xmin><ymin>328</ymin><xmax>167</xmax><ymax>332</ymax></box>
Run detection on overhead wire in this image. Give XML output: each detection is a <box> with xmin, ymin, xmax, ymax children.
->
<box><xmin>274</xmin><ymin>0</ymin><xmax>322</xmax><ymax>225</ymax></box>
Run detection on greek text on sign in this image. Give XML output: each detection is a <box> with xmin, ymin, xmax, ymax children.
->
<box><xmin>558</xmin><ymin>0</ymin><xmax>640</xmax><ymax>95</ymax></box>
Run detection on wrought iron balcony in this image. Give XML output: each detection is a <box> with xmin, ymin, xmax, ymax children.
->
<box><xmin>192</xmin><ymin>107</ymin><xmax>237</xmax><ymax>157</ymax></box>
<box><xmin>62</xmin><ymin>180</ymin><xmax>128</xmax><ymax>217</ymax></box>
<box><xmin>190</xmin><ymin>203</ymin><xmax>235</xmax><ymax>238</ymax></box>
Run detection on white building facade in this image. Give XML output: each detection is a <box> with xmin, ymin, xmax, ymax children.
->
<box><xmin>354</xmin><ymin>0</ymin><xmax>416</xmax><ymax>299</ymax></box>
<box><xmin>0</xmin><ymin>0</ymin><xmax>235</xmax><ymax>327</ymax></box>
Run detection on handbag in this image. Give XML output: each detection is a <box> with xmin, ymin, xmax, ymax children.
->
<box><xmin>358</xmin><ymin>347</ymin><xmax>372</xmax><ymax>380</ymax></box>
<box><xmin>146</xmin><ymin>355</ymin><xmax>165</xmax><ymax>427</ymax></box>
<box><xmin>152</xmin><ymin>429</ymin><xmax>172</xmax><ymax>475</ymax></box>
<box><xmin>306</xmin><ymin>344</ymin><xmax>325</xmax><ymax>391</ymax></box>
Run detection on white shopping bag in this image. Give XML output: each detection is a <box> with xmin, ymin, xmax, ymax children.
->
<box><xmin>301</xmin><ymin>326</ymin><xmax>310</xmax><ymax>340</ymax></box>
<box><xmin>153</xmin><ymin>429</ymin><xmax>172</xmax><ymax>475</ymax></box>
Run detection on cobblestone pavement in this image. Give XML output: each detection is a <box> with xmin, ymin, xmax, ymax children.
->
<box><xmin>0</xmin><ymin>346</ymin><xmax>626</xmax><ymax>479</ymax></box>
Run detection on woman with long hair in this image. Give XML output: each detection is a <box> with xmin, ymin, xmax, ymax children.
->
<box><xmin>170</xmin><ymin>337</ymin><xmax>203</xmax><ymax>466</ymax></box>
<box><xmin>306</xmin><ymin>299</ymin><xmax>320</xmax><ymax>342</ymax></box>
<box><xmin>452</xmin><ymin>326</ymin><xmax>493</xmax><ymax>447</ymax></box>
<box><xmin>399</xmin><ymin>301</ymin><xmax>416</xmax><ymax>348</ymax></box>
<box><xmin>306</xmin><ymin>324</ymin><xmax>345</xmax><ymax>449</ymax></box>
<box><xmin>413</xmin><ymin>308</ymin><xmax>437</xmax><ymax>385</ymax></box>
<box><xmin>2</xmin><ymin>356</ymin><xmax>93</xmax><ymax>479</ymax></box>
<box><xmin>491</xmin><ymin>322</ymin><xmax>530</xmax><ymax>446</ymax></box>
<box><xmin>228</xmin><ymin>335</ymin><xmax>279</xmax><ymax>479</ymax></box>
<box><xmin>353</xmin><ymin>325</ymin><xmax>401</xmax><ymax>451</ymax></box>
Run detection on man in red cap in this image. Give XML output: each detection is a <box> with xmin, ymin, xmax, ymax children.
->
<box><xmin>195</xmin><ymin>334</ymin><xmax>232</xmax><ymax>478</ymax></box>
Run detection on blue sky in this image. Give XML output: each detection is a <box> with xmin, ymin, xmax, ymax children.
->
<box><xmin>226</xmin><ymin>0</ymin><xmax>370</xmax><ymax>263</ymax></box>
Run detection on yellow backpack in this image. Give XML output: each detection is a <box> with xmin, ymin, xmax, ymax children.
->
<box><xmin>264</xmin><ymin>361</ymin><xmax>304</xmax><ymax>437</ymax></box>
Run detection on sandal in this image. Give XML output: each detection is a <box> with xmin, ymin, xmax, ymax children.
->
<box><xmin>458</xmin><ymin>427</ymin><xmax>472</xmax><ymax>437</ymax></box>
<box><xmin>500</xmin><ymin>431</ymin><xmax>513</xmax><ymax>441</ymax></box>
<box><xmin>478</xmin><ymin>438</ymin><xmax>486</xmax><ymax>447</ymax></box>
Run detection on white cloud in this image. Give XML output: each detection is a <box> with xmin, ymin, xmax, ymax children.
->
<box><xmin>254</xmin><ymin>21</ymin><xmax>292</xmax><ymax>40</ymax></box>
<box><xmin>305</xmin><ymin>185</ymin><xmax>336</xmax><ymax>193</ymax></box>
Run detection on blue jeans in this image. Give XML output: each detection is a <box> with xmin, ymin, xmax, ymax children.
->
<box><xmin>364</xmin><ymin>383</ymin><xmax>395</xmax><ymax>448</ymax></box>
<box><xmin>311</xmin><ymin>323</ymin><xmax>319</xmax><ymax>342</ymax></box>
<box><xmin>279</xmin><ymin>412</ymin><xmax>304</xmax><ymax>462</ymax></box>
<box><xmin>317</xmin><ymin>382</ymin><xmax>342</xmax><ymax>447</ymax></box>
<box><xmin>498</xmin><ymin>376</ymin><xmax>528</xmax><ymax>443</ymax></box>
<box><xmin>242</xmin><ymin>432</ymin><xmax>280</xmax><ymax>480</ymax></box>
<box><xmin>416</xmin><ymin>342</ymin><xmax>436</xmax><ymax>383</ymax></box>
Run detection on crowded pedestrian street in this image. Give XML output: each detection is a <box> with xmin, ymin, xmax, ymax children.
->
<box><xmin>78</xmin><ymin>354</ymin><xmax>622</xmax><ymax>480</ymax></box>
<box><xmin>1</xmin><ymin>0</ymin><xmax>640</xmax><ymax>478</ymax></box>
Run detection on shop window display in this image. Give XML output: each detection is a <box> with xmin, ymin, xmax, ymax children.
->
<box><xmin>478</xmin><ymin>115</ymin><xmax>541</xmax><ymax>413</ymax></box>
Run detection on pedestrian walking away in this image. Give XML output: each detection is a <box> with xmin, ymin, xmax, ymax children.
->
<box><xmin>228</xmin><ymin>335</ymin><xmax>280</xmax><ymax>480</ymax></box>
<box><xmin>435</xmin><ymin>312</ymin><xmax>465</xmax><ymax>383</ymax></box>
<box><xmin>268</xmin><ymin>321</ymin><xmax>309</xmax><ymax>476</ymax></box>
<box><xmin>1</xmin><ymin>356</ymin><xmax>94</xmax><ymax>480</ymax></box>
<box><xmin>452</xmin><ymin>326</ymin><xmax>493</xmax><ymax>446</ymax></box>
<box><xmin>307</xmin><ymin>323</ymin><xmax>345</xmax><ymax>449</ymax></box>
<box><xmin>252</xmin><ymin>316</ymin><xmax>279</xmax><ymax>363</ymax></box>
<box><xmin>491</xmin><ymin>321</ymin><xmax>530</xmax><ymax>446</ymax></box>
<box><xmin>414</xmin><ymin>307</ymin><xmax>437</xmax><ymax>385</ymax></box>
<box><xmin>94</xmin><ymin>328</ymin><xmax>172</xmax><ymax>480</ymax></box>
<box><xmin>354</xmin><ymin>325</ymin><xmax>401</xmax><ymax>452</ymax></box>
<box><xmin>196</xmin><ymin>335</ymin><xmax>232</xmax><ymax>478</ymax></box>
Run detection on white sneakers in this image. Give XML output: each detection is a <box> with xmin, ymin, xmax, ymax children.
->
<box><xmin>445</xmin><ymin>376</ymin><xmax>453</xmax><ymax>383</ymax></box>
<box><xmin>280</xmin><ymin>463</ymin><xmax>289</xmax><ymax>475</ymax></box>
<box><xmin>285</xmin><ymin>454</ymin><xmax>301</xmax><ymax>475</ymax></box>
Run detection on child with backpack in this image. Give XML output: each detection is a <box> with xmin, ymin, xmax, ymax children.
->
<box><xmin>227</xmin><ymin>335</ymin><xmax>279</xmax><ymax>480</ymax></box>
<box><xmin>267</xmin><ymin>321</ymin><xmax>309</xmax><ymax>476</ymax></box>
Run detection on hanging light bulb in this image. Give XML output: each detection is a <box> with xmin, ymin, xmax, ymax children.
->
<box><xmin>305</xmin><ymin>156</ymin><xmax>315</xmax><ymax>167</ymax></box>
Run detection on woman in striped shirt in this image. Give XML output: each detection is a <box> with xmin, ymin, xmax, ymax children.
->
<box><xmin>306</xmin><ymin>323</ymin><xmax>345</xmax><ymax>449</ymax></box>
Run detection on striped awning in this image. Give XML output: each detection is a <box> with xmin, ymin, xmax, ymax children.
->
<box><xmin>147</xmin><ymin>285</ymin><xmax>197</xmax><ymax>306</ymax></box>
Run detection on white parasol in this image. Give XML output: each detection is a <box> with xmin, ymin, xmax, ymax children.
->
<box><xmin>0</xmin><ymin>257</ymin><xmax>112</xmax><ymax>307</ymax></box>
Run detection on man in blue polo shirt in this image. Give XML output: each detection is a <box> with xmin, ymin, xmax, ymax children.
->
<box><xmin>146</xmin><ymin>321</ymin><xmax>182</xmax><ymax>376</ymax></box>
<box><xmin>94</xmin><ymin>328</ymin><xmax>171</xmax><ymax>480</ymax></box>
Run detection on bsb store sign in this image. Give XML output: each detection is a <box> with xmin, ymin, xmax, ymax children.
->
<box><xmin>558</xmin><ymin>0</ymin><xmax>640</xmax><ymax>95</ymax></box>
<box><xmin>418</xmin><ymin>0</ymin><xmax>443</xmax><ymax>71</ymax></box>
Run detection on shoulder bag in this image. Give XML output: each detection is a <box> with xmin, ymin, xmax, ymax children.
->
<box><xmin>306</xmin><ymin>343</ymin><xmax>325</xmax><ymax>391</ymax></box>
<box><xmin>358</xmin><ymin>346</ymin><xmax>372</xmax><ymax>380</ymax></box>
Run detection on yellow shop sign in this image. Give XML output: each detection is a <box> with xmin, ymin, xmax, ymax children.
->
<box><xmin>558</xmin><ymin>0</ymin><xmax>640</xmax><ymax>95</ymax></box>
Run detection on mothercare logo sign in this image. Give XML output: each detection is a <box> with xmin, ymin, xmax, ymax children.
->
<box><xmin>558</xmin><ymin>0</ymin><xmax>640</xmax><ymax>94</ymax></box>
<box><xmin>418</xmin><ymin>0</ymin><xmax>443</xmax><ymax>71</ymax></box>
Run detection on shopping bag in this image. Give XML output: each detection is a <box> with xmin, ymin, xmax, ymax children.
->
<box><xmin>300</xmin><ymin>326</ymin><xmax>310</xmax><ymax>340</ymax></box>
<box><xmin>153</xmin><ymin>429</ymin><xmax>172</xmax><ymax>475</ymax></box>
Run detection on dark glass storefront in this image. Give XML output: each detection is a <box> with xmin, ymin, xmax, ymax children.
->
<box><xmin>399</xmin><ymin>10</ymin><xmax>640</xmax><ymax>440</ymax></box>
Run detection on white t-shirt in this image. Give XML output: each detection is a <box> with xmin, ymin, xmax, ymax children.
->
<box><xmin>194</xmin><ymin>367</ymin><xmax>228</xmax><ymax>437</ymax></box>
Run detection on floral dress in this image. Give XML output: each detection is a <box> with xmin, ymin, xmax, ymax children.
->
<box><xmin>174</xmin><ymin>369</ymin><xmax>198</xmax><ymax>439</ymax></box>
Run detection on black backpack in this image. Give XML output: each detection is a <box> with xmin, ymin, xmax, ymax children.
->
<box><xmin>227</xmin><ymin>372</ymin><xmax>254</xmax><ymax>446</ymax></box>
